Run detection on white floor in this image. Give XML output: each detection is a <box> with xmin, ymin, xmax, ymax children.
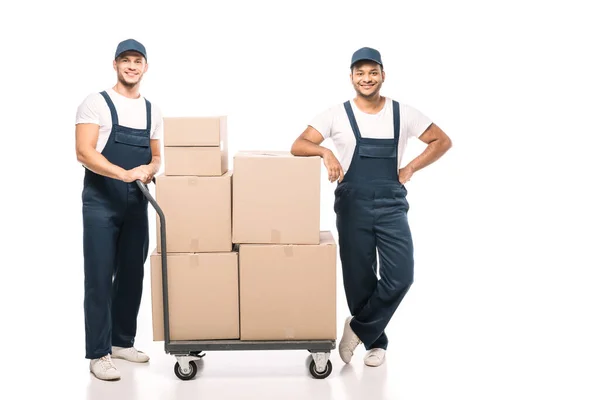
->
<box><xmin>4</xmin><ymin>163</ymin><xmax>600</xmax><ymax>400</ymax></box>
<box><xmin>8</xmin><ymin>243</ymin><xmax>600</xmax><ymax>400</ymax></box>
<box><xmin>80</xmin><ymin>348</ymin><xmax>394</xmax><ymax>400</ymax></box>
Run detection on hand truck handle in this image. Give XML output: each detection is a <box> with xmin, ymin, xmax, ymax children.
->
<box><xmin>135</xmin><ymin>178</ymin><xmax>171</xmax><ymax>347</ymax></box>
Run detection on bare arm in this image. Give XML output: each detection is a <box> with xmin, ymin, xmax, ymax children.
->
<box><xmin>290</xmin><ymin>125</ymin><xmax>330</xmax><ymax>157</ymax></box>
<box><xmin>291</xmin><ymin>125</ymin><xmax>344</xmax><ymax>182</ymax></box>
<box><xmin>147</xmin><ymin>139</ymin><xmax>162</xmax><ymax>175</ymax></box>
<box><xmin>399</xmin><ymin>123</ymin><xmax>452</xmax><ymax>183</ymax></box>
<box><xmin>409</xmin><ymin>123</ymin><xmax>452</xmax><ymax>171</ymax></box>
<box><xmin>75</xmin><ymin>123</ymin><xmax>127</xmax><ymax>180</ymax></box>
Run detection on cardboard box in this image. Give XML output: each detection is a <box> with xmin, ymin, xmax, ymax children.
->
<box><xmin>163</xmin><ymin>116</ymin><xmax>227</xmax><ymax>146</ymax></box>
<box><xmin>164</xmin><ymin>146</ymin><xmax>228</xmax><ymax>176</ymax></box>
<box><xmin>156</xmin><ymin>172</ymin><xmax>232</xmax><ymax>253</ymax></box>
<box><xmin>238</xmin><ymin>231</ymin><xmax>337</xmax><ymax>340</ymax></box>
<box><xmin>232</xmin><ymin>151</ymin><xmax>320</xmax><ymax>245</ymax></box>
<box><xmin>150</xmin><ymin>249</ymin><xmax>240</xmax><ymax>341</ymax></box>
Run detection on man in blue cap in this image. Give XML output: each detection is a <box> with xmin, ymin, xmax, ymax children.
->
<box><xmin>75</xmin><ymin>38</ymin><xmax>163</xmax><ymax>380</ymax></box>
<box><xmin>291</xmin><ymin>47</ymin><xmax>452</xmax><ymax>367</ymax></box>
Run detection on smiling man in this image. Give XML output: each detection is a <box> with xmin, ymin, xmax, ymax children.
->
<box><xmin>75</xmin><ymin>39</ymin><xmax>163</xmax><ymax>381</ymax></box>
<box><xmin>291</xmin><ymin>47</ymin><xmax>452</xmax><ymax>367</ymax></box>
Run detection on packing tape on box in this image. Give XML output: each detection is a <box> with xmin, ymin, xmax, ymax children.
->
<box><xmin>190</xmin><ymin>255</ymin><xmax>199</xmax><ymax>267</ymax></box>
<box><xmin>270</xmin><ymin>229</ymin><xmax>281</xmax><ymax>243</ymax></box>
<box><xmin>283</xmin><ymin>246</ymin><xmax>293</xmax><ymax>257</ymax></box>
<box><xmin>187</xmin><ymin>177</ymin><xmax>198</xmax><ymax>186</ymax></box>
<box><xmin>191</xmin><ymin>238</ymin><xmax>200</xmax><ymax>252</ymax></box>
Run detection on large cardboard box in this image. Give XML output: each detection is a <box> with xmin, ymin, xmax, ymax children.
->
<box><xmin>150</xmin><ymin>249</ymin><xmax>240</xmax><ymax>341</ymax></box>
<box><xmin>156</xmin><ymin>172</ymin><xmax>232</xmax><ymax>253</ymax></box>
<box><xmin>238</xmin><ymin>231</ymin><xmax>337</xmax><ymax>340</ymax></box>
<box><xmin>164</xmin><ymin>146</ymin><xmax>228</xmax><ymax>176</ymax></box>
<box><xmin>163</xmin><ymin>116</ymin><xmax>227</xmax><ymax>147</ymax></box>
<box><xmin>232</xmin><ymin>151</ymin><xmax>320</xmax><ymax>245</ymax></box>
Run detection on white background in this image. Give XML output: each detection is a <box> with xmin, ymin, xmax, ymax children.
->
<box><xmin>1</xmin><ymin>0</ymin><xmax>599</xmax><ymax>399</ymax></box>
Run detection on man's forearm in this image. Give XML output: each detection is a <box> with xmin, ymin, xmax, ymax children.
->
<box><xmin>78</xmin><ymin>149</ymin><xmax>126</xmax><ymax>180</ymax></box>
<box><xmin>148</xmin><ymin>156</ymin><xmax>161</xmax><ymax>175</ymax></box>
<box><xmin>291</xmin><ymin>138</ymin><xmax>330</xmax><ymax>157</ymax></box>
<box><xmin>405</xmin><ymin>137</ymin><xmax>452</xmax><ymax>173</ymax></box>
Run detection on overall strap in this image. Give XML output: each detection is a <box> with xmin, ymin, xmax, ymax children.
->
<box><xmin>392</xmin><ymin>100</ymin><xmax>400</xmax><ymax>144</ymax></box>
<box><xmin>99</xmin><ymin>91</ymin><xmax>118</xmax><ymax>126</ymax></box>
<box><xmin>343</xmin><ymin>101</ymin><xmax>362</xmax><ymax>142</ymax></box>
<box><xmin>145</xmin><ymin>99</ymin><xmax>152</xmax><ymax>130</ymax></box>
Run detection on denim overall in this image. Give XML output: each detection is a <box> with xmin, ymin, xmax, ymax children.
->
<box><xmin>82</xmin><ymin>91</ymin><xmax>152</xmax><ymax>359</ymax></box>
<box><xmin>334</xmin><ymin>100</ymin><xmax>414</xmax><ymax>350</ymax></box>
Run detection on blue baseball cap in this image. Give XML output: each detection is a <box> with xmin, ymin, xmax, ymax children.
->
<box><xmin>115</xmin><ymin>39</ymin><xmax>147</xmax><ymax>60</ymax></box>
<box><xmin>350</xmin><ymin>47</ymin><xmax>382</xmax><ymax>68</ymax></box>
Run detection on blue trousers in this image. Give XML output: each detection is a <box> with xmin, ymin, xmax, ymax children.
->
<box><xmin>335</xmin><ymin>183</ymin><xmax>414</xmax><ymax>350</ymax></box>
<box><xmin>83</xmin><ymin>182</ymin><xmax>149</xmax><ymax>359</ymax></box>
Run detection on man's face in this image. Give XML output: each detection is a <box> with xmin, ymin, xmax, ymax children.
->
<box><xmin>351</xmin><ymin>62</ymin><xmax>385</xmax><ymax>98</ymax></box>
<box><xmin>113</xmin><ymin>51</ymin><xmax>147</xmax><ymax>88</ymax></box>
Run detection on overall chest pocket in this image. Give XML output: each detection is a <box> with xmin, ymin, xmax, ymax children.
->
<box><xmin>358</xmin><ymin>143</ymin><xmax>396</xmax><ymax>158</ymax></box>
<box><xmin>114</xmin><ymin>126</ymin><xmax>150</xmax><ymax>148</ymax></box>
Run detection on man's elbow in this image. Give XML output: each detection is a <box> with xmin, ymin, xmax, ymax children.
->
<box><xmin>290</xmin><ymin>139</ymin><xmax>302</xmax><ymax>156</ymax></box>
<box><xmin>76</xmin><ymin>147</ymin><xmax>91</xmax><ymax>164</ymax></box>
<box><xmin>435</xmin><ymin>133</ymin><xmax>452</xmax><ymax>152</ymax></box>
<box><xmin>443</xmin><ymin>136</ymin><xmax>452</xmax><ymax>151</ymax></box>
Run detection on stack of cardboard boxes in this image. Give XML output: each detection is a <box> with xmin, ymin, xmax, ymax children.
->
<box><xmin>150</xmin><ymin>116</ymin><xmax>337</xmax><ymax>343</ymax></box>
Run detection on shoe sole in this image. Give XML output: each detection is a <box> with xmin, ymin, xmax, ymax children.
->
<box><xmin>364</xmin><ymin>362</ymin><xmax>384</xmax><ymax>367</ymax></box>
<box><xmin>90</xmin><ymin>371</ymin><xmax>121</xmax><ymax>381</ymax></box>
<box><xmin>112</xmin><ymin>354</ymin><xmax>150</xmax><ymax>363</ymax></box>
<box><xmin>364</xmin><ymin>358</ymin><xmax>385</xmax><ymax>367</ymax></box>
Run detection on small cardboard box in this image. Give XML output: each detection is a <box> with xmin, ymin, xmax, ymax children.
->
<box><xmin>164</xmin><ymin>146</ymin><xmax>228</xmax><ymax>176</ymax></box>
<box><xmin>155</xmin><ymin>172</ymin><xmax>232</xmax><ymax>253</ymax></box>
<box><xmin>163</xmin><ymin>116</ymin><xmax>227</xmax><ymax>147</ymax></box>
<box><xmin>232</xmin><ymin>151</ymin><xmax>321</xmax><ymax>245</ymax></box>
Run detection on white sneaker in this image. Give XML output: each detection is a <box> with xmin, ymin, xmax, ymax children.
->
<box><xmin>112</xmin><ymin>346</ymin><xmax>150</xmax><ymax>363</ymax></box>
<box><xmin>364</xmin><ymin>348</ymin><xmax>386</xmax><ymax>367</ymax></box>
<box><xmin>338</xmin><ymin>316</ymin><xmax>362</xmax><ymax>364</ymax></box>
<box><xmin>90</xmin><ymin>355</ymin><xmax>121</xmax><ymax>381</ymax></box>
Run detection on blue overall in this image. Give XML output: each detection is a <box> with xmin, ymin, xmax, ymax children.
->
<box><xmin>334</xmin><ymin>100</ymin><xmax>414</xmax><ymax>351</ymax></box>
<box><xmin>82</xmin><ymin>91</ymin><xmax>152</xmax><ymax>359</ymax></box>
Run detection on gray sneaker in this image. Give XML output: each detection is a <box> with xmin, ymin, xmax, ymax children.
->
<box><xmin>112</xmin><ymin>346</ymin><xmax>150</xmax><ymax>363</ymax></box>
<box><xmin>364</xmin><ymin>348</ymin><xmax>386</xmax><ymax>367</ymax></box>
<box><xmin>90</xmin><ymin>355</ymin><xmax>121</xmax><ymax>381</ymax></box>
<box><xmin>338</xmin><ymin>316</ymin><xmax>362</xmax><ymax>364</ymax></box>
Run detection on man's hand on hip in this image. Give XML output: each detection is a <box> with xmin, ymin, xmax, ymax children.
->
<box><xmin>399</xmin><ymin>166</ymin><xmax>414</xmax><ymax>185</ymax></box>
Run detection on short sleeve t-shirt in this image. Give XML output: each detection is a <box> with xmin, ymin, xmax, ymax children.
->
<box><xmin>308</xmin><ymin>96</ymin><xmax>432</xmax><ymax>173</ymax></box>
<box><xmin>75</xmin><ymin>88</ymin><xmax>163</xmax><ymax>153</ymax></box>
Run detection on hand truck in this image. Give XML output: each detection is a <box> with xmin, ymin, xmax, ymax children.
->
<box><xmin>136</xmin><ymin>180</ymin><xmax>336</xmax><ymax>380</ymax></box>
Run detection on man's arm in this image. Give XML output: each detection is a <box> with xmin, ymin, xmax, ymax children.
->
<box><xmin>147</xmin><ymin>139</ymin><xmax>161</xmax><ymax>176</ymax></box>
<box><xmin>400</xmin><ymin>123</ymin><xmax>452</xmax><ymax>183</ymax></box>
<box><xmin>291</xmin><ymin>126</ymin><xmax>344</xmax><ymax>182</ymax></box>
<box><xmin>291</xmin><ymin>125</ymin><xmax>329</xmax><ymax>157</ymax></box>
<box><xmin>76</xmin><ymin>123</ymin><xmax>128</xmax><ymax>181</ymax></box>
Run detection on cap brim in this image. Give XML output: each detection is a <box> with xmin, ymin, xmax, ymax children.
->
<box><xmin>115</xmin><ymin>49</ymin><xmax>146</xmax><ymax>59</ymax></box>
<box><xmin>351</xmin><ymin>57</ymin><xmax>382</xmax><ymax>67</ymax></box>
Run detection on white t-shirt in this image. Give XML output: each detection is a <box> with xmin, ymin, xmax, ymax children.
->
<box><xmin>75</xmin><ymin>88</ymin><xmax>163</xmax><ymax>153</ymax></box>
<box><xmin>309</xmin><ymin>97</ymin><xmax>433</xmax><ymax>173</ymax></box>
